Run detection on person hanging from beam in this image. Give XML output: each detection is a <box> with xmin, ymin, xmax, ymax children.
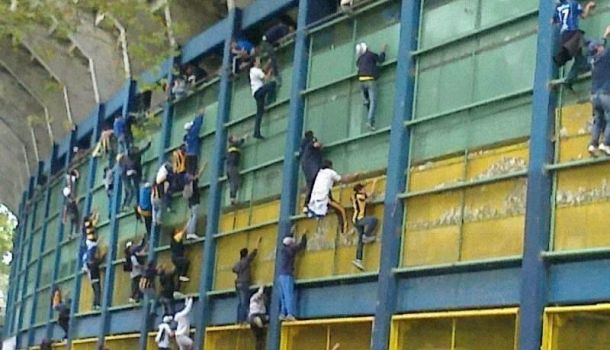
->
<box><xmin>259</xmin><ymin>21</ymin><xmax>295</xmax><ymax>86</ymax></box>
<box><xmin>174</xmin><ymin>297</ymin><xmax>194</xmax><ymax>350</ymax></box>
<box><xmin>250</xmin><ymin>57</ymin><xmax>277</xmax><ymax>139</ymax></box>
<box><xmin>231</xmin><ymin>37</ymin><xmax>256</xmax><ymax>75</ymax></box>
<box><xmin>125</xmin><ymin>239</ymin><xmax>147</xmax><ymax>304</ymax></box>
<box><xmin>52</xmin><ymin>288</ymin><xmax>70</xmax><ymax>340</ymax></box>
<box><xmin>92</xmin><ymin>124</ymin><xmax>116</xmax><ymax>162</ymax></box>
<box><xmin>553</xmin><ymin>0</ymin><xmax>596</xmax><ymax>91</ymax></box>
<box><xmin>171</xmin><ymin>225</ymin><xmax>191</xmax><ymax>283</ymax></box>
<box><xmin>183</xmin><ymin>163</ymin><xmax>207</xmax><ymax>240</ymax></box>
<box><xmin>62</xmin><ymin>187</ymin><xmax>79</xmax><ymax>237</ymax></box>
<box><xmin>170</xmin><ymin>144</ymin><xmax>188</xmax><ymax>197</ymax></box>
<box><xmin>81</xmin><ymin>209</ymin><xmax>102</xmax><ymax>310</ymax></box>
<box><xmin>351</xmin><ymin>180</ymin><xmax>379</xmax><ymax>271</ymax></box>
<box><xmin>233</xmin><ymin>236</ymin><xmax>262</xmax><ymax>324</ymax></box>
<box><xmin>183</xmin><ymin>113</ymin><xmax>204</xmax><ymax>177</ymax></box>
<box><xmin>117</xmin><ymin>153</ymin><xmax>138</xmax><ymax>212</ymax></box>
<box><xmin>127</xmin><ymin>138</ymin><xmax>152</xmax><ymax>202</ymax></box>
<box><xmin>153</xmin><ymin>161</ymin><xmax>174</xmax><ymax>226</ymax></box>
<box><xmin>248</xmin><ymin>285</ymin><xmax>270</xmax><ymax>350</ymax></box>
<box><xmin>156</xmin><ymin>314</ymin><xmax>174</xmax><ymax>350</ymax></box>
<box><xmin>356</xmin><ymin>42</ymin><xmax>387</xmax><ymax>131</ymax></box>
<box><xmin>136</xmin><ymin>182</ymin><xmax>153</xmax><ymax>237</ymax></box>
<box><xmin>306</xmin><ymin>160</ymin><xmax>360</xmax><ymax>234</ymax></box>
<box><xmin>587</xmin><ymin>26</ymin><xmax>610</xmax><ymax>156</ymax></box>
<box><xmin>278</xmin><ymin>233</ymin><xmax>307</xmax><ymax>321</ymax></box>
<box><xmin>140</xmin><ymin>260</ymin><xmax>159</xmax><ymax>318</ymax></box>
<box><xmin>87</xmin><ymin>249</ymin><xmax>103</xmax><ymax>310</ymax></box>
<box><xmin>157</xmin><ymin>263</ymin><xmax>179</xmax><ymax>316</ymax></box>
<box><xmin>299</xmin><ymin>130</ymin><xmax>323</xmax><ymax>214</ymax></box>
<box><xmin>225</xmin><ymin>134</ymin><xmax>248</xmax><ymax>205</ymax></box>
<box><xmin>113</xmin><ymin>114</ymin><xmax>129</xmax><ymax>153</ymax></box>
<box><xmin>64</xmin><ymin>168</ymin><xmax>80</xmax><ymax>195</ymax></box>
<box><xmin>102</xmin><ymin>166</ymin><xmax>114</xmax><ymax>219</ymax></box>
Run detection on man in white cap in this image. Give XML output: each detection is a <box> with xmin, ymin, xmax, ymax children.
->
<box><xmin>278</xmin><ymin>234</ymin><xmax>307</xmax><ymax>321</ymax></box>
<box><xmin>356</xmin><ymin>41</ymin><xmax>387</xmax><ymax>130</ymax></box>
<box><xmin>155</xmin><ymin>315</ymin><xmax>173</xmax><ymax>350</ymax></box>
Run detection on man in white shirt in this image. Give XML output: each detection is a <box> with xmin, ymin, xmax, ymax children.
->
<box><xmin>174</xmin><ymin>297</ymin><xmax>193</xmax><ymax>350</ymax></box>
<box><xmin>250</xmin><ymin>58</ymin><xmax>277</xmax><ymax>139</ymax></box>
<box><xmin>307</xmin><ymin>160</ymin><xmax>359</xmax><ymax>234</ymax></box>
<box><xmin>248</xmin><ymin>286</ymin><xmax>268</xmax><ymax>350</ymax></box>
<box><xmin>155</xmin><ymin>315</ymin><xmax>173</xmax><ymax>350</ymax></box>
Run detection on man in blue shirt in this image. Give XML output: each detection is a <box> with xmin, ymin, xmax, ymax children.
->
<box><xmin>113</xmin><ymin>114</ymin><xmax>129</xmax><ymax>152</ymax></box>
<box><xmin>587</xmin><ymin>26</ymin><xmax>610</xmax><ymax>156</ymax></box>
<box><xmin>553</xmin><ymin>0</ymin><xmax>596</xmax><ymax>89</ymax></box>
<box><xmin>277</xmin><ymin>234</ymin><xmax>307</xmax><ymax>321</ymax></box>
<box><xmin>231</xmin><ymin>38</ymin><xmax>256</xmax><ymax>74</ymax></box>
<box><xmin>183</xmin><ymin>113</ymin><xmax>204</xmax><ymax>176</ymax></box>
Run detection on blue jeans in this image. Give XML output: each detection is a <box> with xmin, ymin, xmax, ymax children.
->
<box><xmin>360</xmin><ymin>80</ymin><xmax>377</xmax><ymax>126</ymax></box>
<box><xmin>354</xmin><ymin>216</ymin><xmax>378</xmax><ymax>261</ymax></box>
<box><xmin>122</xmin><ymin>175</ymin><xmax>137</xmax><ymax>208</ymax></box>
<box><xmin>591</xmin><ymin>93</ymin><xmax>610</xmax><ymax>147</ymax></box>
<box><xmin>278</xmin><ymin>275</ymin><xmax>296</xmax><ymax>316</ymax></box>
<box><xmin>186</xmin><ymin>204</ymin><xmax>199</xmax><ymax>236</ymax></box>
<box><xmin>236</xmin><ymin>283</ymin><xmax>250</xmax><ymax>323</ymax></box>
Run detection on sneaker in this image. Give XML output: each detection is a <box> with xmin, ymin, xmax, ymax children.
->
<box><xmin>186</xmin><ymin>234</ymin><xmax>199</xmax><ymax>240</ymax></box>
<box><xmin>285</xmin><ymin>314</ymin><xmax>297</xmax><ymax>321</ymax></box>
<box><xmin>128</xmin><ymin>298</ymin><xmax>136</xmax><ymax>303</ymax></box>
<box><xmin>179</xmin><ymin>276</ymin><xmax>190</xmax><ymax>282</ymax></box>
<box><xmin>589</xmin><ymin>144</ymin><xmax>598</xmax><ymax>156</ymax></box>
<box><xmin>93</xmin><ymin>305</ymin><xmax>101</xmax><ymax>310</ymax></box>
<box><xmin>366</xmin><ymin>123</ymin><xmax>376</xmax><ymax>131</ymax></box>
<box><xmin>600</xmin><ymin>144</ymin><xmax>610</xmax><ymax>155</ymax></box>
<box><xmin>363</xmin><ymin>236</ymin><xmax>376</xmax><ymax>244</ymax></box>
<box><xmin>253</xmin><ymin>133</ymin><xmax>265</xmax><ymax>140</ymax></box>
<box><xmin>279</xmin><ymin>314</ymin><xmax>286</xmax><ymax>321</ymax></box>
<box><xmin>302</xmin><ymin>206</ymin><xmax>308</xmax><ymax>214</ymax></box>
<box><xmin>352</xmin><ymin>259</ymin><xmax>365</xmax><ymax>271</ymax></box>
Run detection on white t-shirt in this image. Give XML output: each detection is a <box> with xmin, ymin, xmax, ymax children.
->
<box><xmin>308</xmin><ymin>168</ymin><xmax>341</xmax><ymax>216</ymax></box>
<box><xmin>156</xmin><ymin>323</ymin><xmax>172</xmax><ymax>348</ymax></box>
<box><xmin>156</xmin><ymin>165</ymin><xmax>169</xmax><ymax>184</ymax></box>
<box><xmin>249</xmin><ymin>67</ymin><xmax>265</xmax><ymax>96</ymax></box>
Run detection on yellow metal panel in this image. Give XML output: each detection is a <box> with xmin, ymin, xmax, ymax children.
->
<box><xmin>557</xmin><ymin>103</ymin><xmax>593</xmax><ymax>163</ymax></box>
<box><xmin>543</xmin><ymin>307</ymin><xmax>610</xmax><ymax>350</ymax></box>
<box><xmin>461</xmin><ymin>180</ymin><xmax>526</xmax><ymax>260</ymax></box>
<box><xmin>204</xmin><ymin>327</ymin><xmax>256</xmax><ymax>350</ymax></box>
<box><xmin>403</xmin><ymin>191</ymin><xmax>462</xmax><ymax>266</ymax></box>
<box><xmin>560</xmin><ymin>103</ymin><xmax>591</xmax><ymax>135</ymax></box>
<box><xmin>558</xmin><ymin>135</ymin><xmax>591</xmax><ymax>163</ymax></box>
<box><xmin>214</xmin><ymin>230</ymin><xmax>248</xmax><ymax>290</ymax></box>
<box><xmin>78</xmin><ymin>272</ymin><xmax>95</xmax><ymax>313</ymax></box>
<box><xmin>554</xmin><ymin>163</ymin><xmax>610</xmax><ymax>250</ymax></box>
<box><xmin>328</xmin><ymin>322</ymin><xmax>372</xmax><ymax>350</ymax></box>
<box><xmin>112</xmin><ymin>267</ymin><xmax>133</xmax><ymax>306</ymax></box>
<box><xmin>249</xmin><ymin>226</ymin><xmax>277</xmax><ymax>286</ymax></box>
<box><xmin>294</xmin><ymin>216</ymin><xmax>337</xmax><ymax>280</ymax></box>
<box><xmin>104</xmin><ymin>334</ymin><xmax>139</xmax><ymax>350</ymax></box>
<box><xmin>219</xmin><ymin>213</ymin><xmax>235</xmax><ymax>233</ymax></box>
<box><xmin>409</xmin><ymin>155</ymin><xmax>465</xmax><ymax>193</ymax></box>
<box><xmin>250</xmin><ymin>200</ymin><xmax>280</xmax><ymax>226</ymax></box>
<box><xmin>281</xmin><ymin>318</ymin><xmax>372</xmax><ymax>350</ymax></box>
<box><xmin>465</xmin><ymin>142</ymin><xmax>528</xmax><ymax>181</ymax></box>
<box><xmin>71</xmin><ymin>338</ymin><xmax>97</xmax><ymax>350</ymax></box>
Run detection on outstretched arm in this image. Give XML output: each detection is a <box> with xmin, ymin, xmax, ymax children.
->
<box><xmin>582</xmin><ymin>1</ymin><xmax>596</xmax><ymax>19</ymax></box>
<box><xmin>176</xmin><ymin>297</ymin><xmax>193</xmax><ymax>318</ymax></box>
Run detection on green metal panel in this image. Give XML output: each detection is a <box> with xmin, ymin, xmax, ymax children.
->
<box><xmin>34</xmin><ymin>286</ymin><xmax>49</xmax><ymax>324</ymax></box>
<box><xmin>48</xmin><ymin>183</ymin><xmax>62</xmax><ymax>218</ymax></box>
<box><xmin>411</xmin><ymin>96</ymin><xmax>532</xmax><ymax>161</ymax></box>
<box><xmin>251</xmin><ymin>164</ymin><xmax>283</xmax><ymax>201</ymax></box>
<box><xmin>21</xmin><ymin>296</ymin><xmax>32</xmax><ymax>330</ymax></box>
<box><xmin>117</xmin><ymin>214</ymin><xmax>145</xmax><ymax>249</ymax></box>
<box><xmin>59</xmin><ymin>240</ymin><xmax>78</xmax><ymax>280</ymax></box>
<box><xmin>91</xmin><ymin>188</ymin><xmax>110</xmax><ymax>220</ymax></box>
<box><xmin>421</xmin><ymin>0</ymin><xmax>477</xmax><ymax>48</ymax></box>
<box><xmin>275</xmin><ymin>43</ymin><xmax>296</xmax><ymax>102</ymax></box>
<box><xmin>76</xmin><ymin>161</ymin><xmax>91</xmax><ymax>200</ymax></box>
<box><xmin>44</xmin><ymin>217</ymin><xmax>59</xmax><ymax>252</ymax></box>
<box><xmin>480</xmin><ymin>0</ymin><xmax>537</xmax><ymax>28</ymax></box>
<box><xmin>40</xmin><ymin>253</ymin><xmax>54</xmax><ymax>286</ymax></box>
<box><xmin>229</xmin><ymin>76</ymin><xmax>257</xmax><ymax>122</ymax></box>
<box><xmin>170</xmin><ymin>82</ymin><xmax>220</xmax><ymax>149</ymax></box>
<box><xmin>309</xmin><ymin>20</ymin><xmax>354</xmax><ymax>89</ymax></box>
<box><xmin>30</xmin><ymin>230</ymin><xmax>41</xmax><ymax>263</ymax></box>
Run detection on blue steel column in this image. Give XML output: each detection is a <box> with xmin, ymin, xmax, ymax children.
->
<box><xmin>67</xmin><ymin>104</ymin><xmax>105</xmax><ymax>349</ymax></box>
<box><xmin>193</xmin><ymin>9</ymin><xmax>240</xmax><ymax>350</ymax></box>
<box><xmin>16</xmin><ymin>165</ymin><xmax>42</xmax><ymax>349</ymax></box>
<box><xmin>5</xmin><ymin>191</ymin><xmax>27</xmax><ymax>338</ymax></box>
<box><xmin>266</xmin><ymin>1</ymin><xmax>311</xmax><ymax>349</ymax></box>
<box><xmin>26</xmin><ymin>148</ymin><xmax>58</xmax><ymax>347</ymax></box>
<box><xmin>518</xmin><ymin>0</ymin><xmax>557</xmax><ymax>349</ymax></box>
<box><xmin>138</xmin><ymin>60</ymin><xmax>176</xmax><ymax>350</ymax></box>
<box><xmin>371</xmin><ymin>0</ymin><xmax>421</xmax><ymax>349</ymax></box>
<box><xmin>46</xmin><ymin>130</ymin><xmax>78</xmax><ymax>340</ymax></box>
<box><xmin>98</xmin><ymin>80</ymin><xmax>136</xmax><ymax>348</ymax></box>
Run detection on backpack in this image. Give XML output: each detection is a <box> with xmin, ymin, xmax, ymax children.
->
<box><xmin>123</xmin><ymin>248</ymin><xmax>133</xmax><ymax>272</ymax></box>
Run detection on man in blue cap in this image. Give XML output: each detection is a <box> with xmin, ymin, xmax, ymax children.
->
<box><xmin>587</xmin><ymin>26</ymin><xmax>610</xmax><ymax>156</ymax></box>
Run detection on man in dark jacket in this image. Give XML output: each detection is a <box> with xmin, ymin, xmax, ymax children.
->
<box><xmin>587</xmin><ymin>26</ymin><xmax>610</xmax><ymax>156</ymax></box>
<box><xmin>232</xmin><ymin>236</ymin><xmax>262</xmax><ymax>323</ymax></box>
<box><xmin>226</xmin><ymin>134</ymin><xmax>247</xmax><ymax>205</ymax></box>
<box><xmin>278</xmin><ymin>234</ymin><xmax>307</xmax><ymax>321</ymax></box>
<box><xmin>356</xmin><ymin>42</ymin><xmax>387</xmax><ymax>130</ymax></box>
<box><xmin>299</xmin><ymin>131</ymin><xmax>323</xmax><ymax>213</ymax></box>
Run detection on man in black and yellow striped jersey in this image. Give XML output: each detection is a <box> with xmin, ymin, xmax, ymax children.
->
<box><xmin>351</xmin><ymin>180</ymin><xmax>378</xmax><ymax>271</ymax></box>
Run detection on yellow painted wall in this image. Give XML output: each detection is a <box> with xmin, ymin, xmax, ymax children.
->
<box><xmin>403</xmin><ymin>142</ymin><xmax>528</xmax><ymax>266</ymax></box>
<box><xmin>390</xmin><ymin>310</ymin><xmax>517</xmax><ymax>350</ymax></box>
<box><xmin>103</xmin><ymin>335</ymin><xmax>139</xmax><ymax>350</ymax></box>
<box><xmin>557</xmin><ymin>103</ymin><xmax>592</xmax><ymax>163</ymax></box>
<box><xmin>204</xmin><ymin>326</ymin><xmax>256</xmax><ymax>350</ymax></box>
<box><xmin>280</xmin><ymin>318</ymin><xmax>372</xmax><ymax>350</ymax></box>
<box><xmin>71</xmin><ymin>338</ymin><xmax>97</xmax><ymax>350</ymax></box>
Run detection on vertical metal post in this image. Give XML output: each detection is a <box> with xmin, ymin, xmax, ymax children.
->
<box><xmin>46</xmin><ymin>130</ymin><xmax>78</xmax><ymax>340</ymax></box>
<box><xmin>5</xmin><ymin>191</ymin><xmax>27</xmax><ymax>338</ymax></box>
<box><xmin>138</xmin><ymin>58</ymin><xmax>176</xmax><ymax>350</ymax></box>
<box><xmin>67</xmin><ymin>104</ymin><xmax>105</xmax><ymax>349</ymax></box>
<box><xmin>97</xmin><ymin>80</ymin><xmax>136</xmax><ymax>349</ymax></box>
<box><xmin>267</xmin><ymin>1</ymin><xmax>311</xmax><ymax>349</ymax></box>
<box><xmin>371</xmin><ymin>0</ymin><xmax>421</xmax><ymax>349</ymax></box>
<box><xmin>518</xmin><ymin>0</ymin><xmax>557</xmax><ymax>349</ymax></box>
<box><xmin>193</xmin><ymin>9</ymin><xmax>241</xmax><ymax>350</ymax></box>
<box><xmin>16</xmin><ymin>165</ymin><xmax>43</xmax><ymax>349</ymax></box>
<box><xmin>26</xmin><ymin>148</ymin><xmax>58</xmax><ymax>347</ymax></box>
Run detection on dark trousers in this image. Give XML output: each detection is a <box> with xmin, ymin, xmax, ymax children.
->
<box><xmin>186</xmin><ymin>155</ymin><xmax>198</xmax><ymax>176</ymax></box>
<box><xmin>249</xmin><ymin>313</ymin><xmax>269</xmax><ymax>350</ymax></box>
<box><xmin>354</xmin><ymin>216</ymin><xmax>378</xmax><ymax>260</ymax></box>
<box><xmin>131</xmin><ymin>276</ymin><xmax>143</xmax><ymax>301</ymax></box>
<box><xmin>302</xmin><ymin>165</ymin><xmax>320</xmax><ymax>208</ymax></box>
<box><xmin>143</xmin><ymin>215</ymin><xmax>152</xmax><ymax>236</ymax></box>
<box><xmin>236</xmin><ymin>283</ymin><xmax>250</xmax><ymax>323</ymax></box>
<box><xmin>226</xmin><ymin>165</ymin><xmax>241</xmax><ymax>200</ymax></box>
<box><xmin>58</xmin><ymin>318</ymin><xmax>69</xmax><ymax>338</ymax></box>
<box><xmin>91</xmin><ymin>281</ymin><xmax>101</xmax><ymax>307</ymax></box>
<box><xmin>159</xmin><ymin>295</ymin><xmax>175</xmax><ymax>316</ymax></box>
<box><xmin>172</xmin><ymin>256</ymin><xmax>190</xmax><ymax>278</ymax></box>
<box><xmin>253</xmin><ymin>81</ymin><xmax>277</xmax><ymax>136</ymax></box>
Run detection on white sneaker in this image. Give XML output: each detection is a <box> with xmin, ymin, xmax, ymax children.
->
<box><xmin>279</xmin><ymin>314</ymin><xmax>286</xmax><ymax>321</ymax></box>
<box><xmin>352</xmin><ymin>259</ymin><xmax>364</xmax><ymax>271</ymax></box>
<box><xmin>186</xmin><ymin>234</ymin><xmax>199</xmax><ymax>240</ymax></box>
<box><xmin>179</xmin><ymin>276</ymin><xmax>190</xmax><ymax>282</ymax></box>
<box><xmin>128</xmin><ymin>298</ymin><xmax>136</xmax><ymax>303</ymax></box>
<box><xmin>600</xmin><ymin>144</ymin><xmax>610</xmax><ymax>155</ymax></box>
<box><xmin>285</xmin><ymin>314</ymin><xmax>297</xmax><ymax>321</ymax></box>
<box><xmin>589</xmin><ymin>144</ymin><xmax>598</xmax><ymax>156</ymax></box>
<box><xmin>363</xmin><ymin>236</ymin><xmax>376</xmax><ymax>244</ymax></box>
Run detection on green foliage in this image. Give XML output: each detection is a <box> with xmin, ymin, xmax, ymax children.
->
<box><xmin>0</xmin><ymin>206</ymin><xmax>16</xmax><ymax>277</ymax></box>
<box><xmin>0</xmin><ymin>0</ymin><xmax>176</xmax><ymax>70</ymax></box>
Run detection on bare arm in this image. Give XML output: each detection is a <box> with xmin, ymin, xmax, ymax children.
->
<box><xmin>582</xmin><ymin>1</ymin><xmax>596</xmax><ymax>18</ymax></box>
<box><xmin>367</xmin><ymin>178</ymin><xmax>378</xmax><ymax>197</ymax></box>
<box><xmin>339</xmin><ymin>173</ymin><xmax>360</xmax><ymax>184</ymax></box>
